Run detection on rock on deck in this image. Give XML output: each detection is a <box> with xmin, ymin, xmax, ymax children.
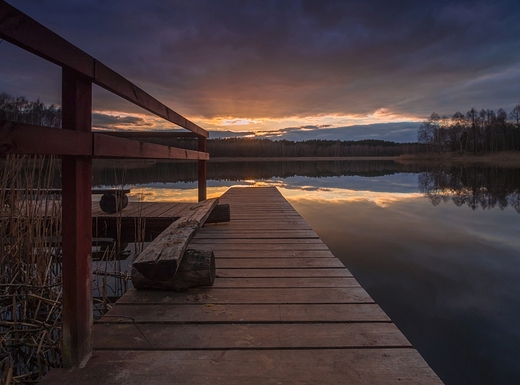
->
<box><xmin>41</xmin><ymin>187</ymin><xmax>443</xmax><ymax>384</ymax></box>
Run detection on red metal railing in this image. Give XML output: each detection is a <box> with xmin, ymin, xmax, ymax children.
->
<box><xmin>0</xmin><ymin>2</ymin><xmax>209</xmax><ymax>367</ymax></box>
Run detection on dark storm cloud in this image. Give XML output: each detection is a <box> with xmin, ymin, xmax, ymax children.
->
<box><xmin>262</xmin><ymin>123</ymin><xmax>420</xmax><ymax>142</ymax></box>
<box><xmin>92</xmin><ymin>113</ymin><xmax>154</xmax><ymax>130</ymax></box>
<box><xmin>211</xmin><ymin>122</ymin><xmax>420</xmax><ymax>142</ymax></box>
<box><xmin>2</xmin><ymin>0</ymin><xmax>520</xmax><ymax>120</ymax></box>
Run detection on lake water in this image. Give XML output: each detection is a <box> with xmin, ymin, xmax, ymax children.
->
<box><xmin>94</xmin><ymin>160</ymin><xmax>520</xmax><ymax>385</ymax></box>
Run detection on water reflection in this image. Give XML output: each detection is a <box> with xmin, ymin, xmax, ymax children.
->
<box><xmin>92</xmin><ymin>159</ymin><xmax>409</xmax><ymax>186</ymax></box>
<box><xmin>418</xmin><ymin>167</ymin><xmax>520</xmax><ymax>213</ymax></box>
<box><xmin>291</xmin><ymin>196</ymin><xmax>520</xmax><ymax>385</ymax></box>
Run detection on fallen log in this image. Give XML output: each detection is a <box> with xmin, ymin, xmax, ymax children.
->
<box><xmin>132</xmin><ymin>198</ymin><xmax>219</xmax><ymax>281</ymax></box>
<box><xmin>132</xmin><ymin>249</ymin><xmax>215</xmax><ymax>291</ymax></box>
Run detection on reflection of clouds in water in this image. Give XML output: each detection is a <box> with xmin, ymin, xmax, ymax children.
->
<box><xmin>277</xmin><ymin>174</ymin><xmax>419</xmax><ymax>193</ymax></box>
<box><xmin>279</xmin><ymin>185</ymin><xmax>423</xmax><ymax>208</ymax></box>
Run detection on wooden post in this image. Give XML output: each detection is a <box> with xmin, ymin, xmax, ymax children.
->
<box><xmin>61</xmin><ymin>68</ymin><xmax>93</xmax><ymax>367</ymax></box>
<box><xmin>198</xmin><ymin>135</ymin><xmax>207</xmax><ymax>202</ymax></box>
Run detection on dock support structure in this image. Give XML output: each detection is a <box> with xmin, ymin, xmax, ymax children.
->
<box><xmin>61</xmin><ymin>69</ymin><xmax>93</xmax><ymax>367</ymax></box>
<box><xmin>198</xmin><ymin>135</ymin><xmax>207</xmax><ymax>201</ymax></box>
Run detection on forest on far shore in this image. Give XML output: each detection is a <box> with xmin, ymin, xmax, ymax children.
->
<box><xmin>418</xmin><ymin>104</ymin><xmax>520</xmax><ymax>153</ymax></box>
<box><xmin>2</xmin><ymin>92</ymin><xmax>519</xmax><ymax>157</ymax></box>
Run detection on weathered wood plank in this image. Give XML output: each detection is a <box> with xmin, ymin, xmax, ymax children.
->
<box><xmin>100</xmin><ymin>303</ymin><xmax>390</xmax><ymax>323</ymax></box>
<box><xmin>93</xmin><ymin>133</ymin><xmax>209</xmax><ymax>160</ymax></box>
<box><xmin>132</xmin><ymin>199</ymin><xmax>218</xmax><ymax>281</ymax></box>
<box><xmin>212</xmin><ymin>277</ymin><xmax>361</xmax><ymax>288</ymax></box>
<box><xmin>194</xmin><ymin>230</ymin><xmax>319</xmax><ymax>239</ymax></box>
<box><xmin>212</xmin><ymin>250</ymin><xmax>336</xmax><ymax>258</ymax></box>
<box><xmin>191</xmin><ymin>238</ymin><xmax>323</xmax><ymax>244</ymax></box>
<box><xmin>132</xmin><ymin>249</ymin><xmax>215</xmax><ymax>291</ymax></box>
<box><xmin>215</xmin><ymin>268</ymin><xmax>352</xmax><ymax>278</ymax></box>
<box><xmin>193</xmin><ymin>243</ymin><xmax>330</xmax><ymax>251</ymax></box>
<box><xmin>93</xmin><ymin>322</ymin><xmax>410</xmax><ymax>350</ymax></box>
<box><xmin>117</xmin><ymin>287</ymin><xmax>372</xmax><ymax>304</ymax></box>
<box><xmin>38</xmin><ymin>349</ymin><xmax>444</xmax><ymax>385</ymax></box>
<box><xmin>216</xmin><ymin>257</ymin><xmax>344</xmax><ymax>268</ymax></box>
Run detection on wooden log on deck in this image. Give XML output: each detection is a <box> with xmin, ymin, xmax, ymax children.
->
<box><xmin>132</xmin><ymin>198</ymin><xmax>219</xmax><ymax>281</ymax></box>
<box><xmin>98</xmin><ymin>192</ymin><xmax>129</xmax><ymax>213</ymax></box>
<box><xmin>131</xmin><ymin>249</ymin><xmax>215</xmax><ymax>291</ymax></box>
<box><xmin>206</xmin><ymin>204</ymin><xmax>230</xmax><ymax>223</ymax></box>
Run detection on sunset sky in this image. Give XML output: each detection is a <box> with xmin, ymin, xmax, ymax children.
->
<box><xmin>1</xmin><ymin>0</ymin><xmax>519</xmax><ymax>142</ymax></box>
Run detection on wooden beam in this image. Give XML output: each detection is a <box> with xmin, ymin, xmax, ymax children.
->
<box><xmin>0</xmin><ymin>120</ymin><xmax>91</xmax><ymax>155</ymax></box>
<box><xmin>132</xmin><ymin>249</ymin><xmax>216</xmax><ymax>291</ymax></box>
<box><xmin>93</xmin><ymin>133</ymin><xmax>209</xmax><ymax>160</ymax></box>
<box><xmin>133</xmin><ymin>198</ymin><xmax>219</xmax><ymax>282</ymax></box>
<box><xmin>60</xmin><ymin>68</ymin><xmax>93</xmax><ymax>368</ymax></box>
<box><xmin>93</xmin><ymin>131</ymin><xmax>199</xmax><ymax>139</ymax></box>
<box><xmin>93</xmin><ymin>62</ymin><xmax>208</xmax><ymax>137</ymax></box>
<box><xmin>0</xmin><ymin>122</ymin><xmax>209</xmax><ymax>160</ymax></box>
<box><xmin>198</xmin><ymin>136</ymin><xmax>207</xmax><ymax>201</ymax></box>
<box><xmin>0</xmin><ymin>2</ymin><xmax>208</xmax><ymax>137</ymax></box>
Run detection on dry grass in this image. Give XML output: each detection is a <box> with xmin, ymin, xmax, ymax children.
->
<box><xmin>1</xmin><ymin>155</ymin><xmax>62</xmax><ymax>384</ymax></box>
<box><xmin>1</xmin><ymin>156</ymin><xmax>135</xmax><ymax>384</ymax></box>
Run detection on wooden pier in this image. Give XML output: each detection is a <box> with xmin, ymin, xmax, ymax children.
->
<box><xmin>41</xmin><ymin>187</ymin><xmax>442</xmax><ymax>384</ymax></box>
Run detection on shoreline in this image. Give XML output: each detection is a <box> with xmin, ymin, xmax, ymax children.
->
<box><xmin>395</xmin><ymin>152</ymin><xmax>520</xmax><ymax>167</ymax></box>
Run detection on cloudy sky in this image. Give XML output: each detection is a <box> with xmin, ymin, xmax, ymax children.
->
<box><xmin>1</xmin><ymin>0</ymin><xmax>519</xmax><ymax>142</ymax></box>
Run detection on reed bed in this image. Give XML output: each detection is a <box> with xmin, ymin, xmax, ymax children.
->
<box><xmin>1</xmin><ymin>155</ymin><xmax>62</xmax><ymax>384</ymax></box>
<box><xmin>0</xmin><ymin>156</ymin><xmax>137</xmax><ymax>384</ymax></box>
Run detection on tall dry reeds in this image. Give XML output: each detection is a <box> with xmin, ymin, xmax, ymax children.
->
<box><xmin>1</xmin><ymin>155</ymin><xmax>62</xmax><ymax>384</ymax></box>
<box><xmin>0</xmin><ymin>156</ymin><xmax>143</xmax><ymax>384</ymax></box>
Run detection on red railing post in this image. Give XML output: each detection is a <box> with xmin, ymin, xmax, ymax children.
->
<box><xmin>61</xmin><ymin>68</ymin><xmax>93</xmax><ymax>367</ymax></box>
<box><xmin>198</xmin><ymin>135</ymin><xmax>207</xmax><ymax>201</ymax></box>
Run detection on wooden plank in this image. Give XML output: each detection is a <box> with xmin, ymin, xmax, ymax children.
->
<box><xmin>0</xmin><ymin>120</ymin><xmax>92</xmax><ymax>155</ymax></box>
<box><xmin>212</xmin><ymin>250</ymin><xmax>336</xmax><ymax>258</ymax></box>
<box><xmin>117</xmin><ymin>287</ymin><xmax>372</xmax><ymax>304</ymax></box>
<box><xmin>94</xmin><ymin>130</ymin><xmax>199</xmax><ymax>139</ymax></box>
<box><xmin>93</xmin><ymin>322</ymin><xmax>410</xmax><ymax>350</ymax></box>
<box><xmin>193</xmin><ymin>243</ymin><xmax>330</xmax><ymax>251</ymax></box>
<box><xmin>192</xmin><ymin>238</ymin><xmax>323</xmax><ymax>245</ymax></box>
<box><xmin>194</xmin><ymin>230</ymin><xmax>319</xmax><ymax>239</ymax></box>
<box><xmin>0</xmin><ymin>124</ymin><xmax>208</xmax><ymax>160</ymax></box>
<box><xmin>202</xmin><ymin>223</ymin><xmax>312</xmax><ymax>230</ymax></box>
<box><xmin>133</xmin><ymin>199</ymin><xmax>218</xmax><ymax>281</ymax></box>
<box><xmin>215</xmin><ymin>268</ymin><xmax>352</xmax><ymax>278</ymax></box>
<box><xmin>38</xmin><ymin>349</ymin><xmax>443</xmax><ymax>385</ymax></box>
<box><xmin>212</xmin><ymin>277</ymin><xmax>361</xmax><ymax>288</ymax></box>
<box><xmin>93</xmin><ymin>133</ymin><xmax>209</xmax><ymax>160</ymax></box>
<box><xmin>100</xmin><ymin>303</ymin><xmax>390</xmax><ymax>323</ymax></box>
<box><xmin>215</xmin><ymin>258</ymin><xmax>344</xmax><ymax>268</ymax></box>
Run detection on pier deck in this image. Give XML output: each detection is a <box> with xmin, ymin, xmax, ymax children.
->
<box><xmin>41</xmin><ymin>187</ymin><xmax>442</xmax><ymax>384</ymax></box>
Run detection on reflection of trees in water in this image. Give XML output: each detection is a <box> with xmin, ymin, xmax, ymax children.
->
<box><xmin>418</xmin><ymin>166</ymin><xmax>520</xmax><ymax>212</ymax></box>
<box><xmin>92</xmin><ymin>160</ymin><xmax>407</xmax><ymax>186</ymax></box>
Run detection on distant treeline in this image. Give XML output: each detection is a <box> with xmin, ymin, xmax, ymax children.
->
<box><xmin>418</xmin><ymin>104</ymin><xmax>520</xmax><ymax>153</ymax></box>
<box><xmin>205</xmin><ymin>138</ymin><xmax>424</xmax><ymax>157</ymax></box>
<box><xmin>0</xmin><ymin>92</ymin><xmax>62</xmax><ymax>128</ymax></box>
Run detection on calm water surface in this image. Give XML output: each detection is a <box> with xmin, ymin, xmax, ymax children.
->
<box><xmin>95</xmin><ymin>160</ymin><xmax>520</xmax><ymax>385</ymax></box>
